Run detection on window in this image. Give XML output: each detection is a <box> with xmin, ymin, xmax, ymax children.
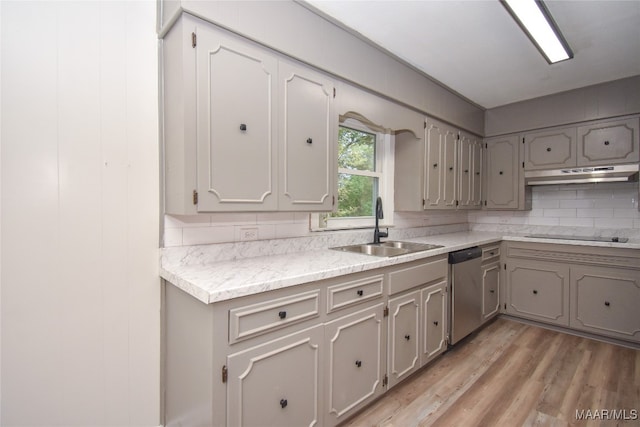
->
<box><xmin>313</xmin><ymin>119</ymin><xmax>394</xmax><ymax>230</ymax></box>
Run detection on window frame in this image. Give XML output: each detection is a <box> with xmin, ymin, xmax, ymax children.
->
<box><xmin>311</xmin><ymin>118</ymin><xmax>395</xmax><ymax>231</ymax></box>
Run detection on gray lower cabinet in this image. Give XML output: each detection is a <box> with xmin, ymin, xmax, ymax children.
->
<box><xmin>421</xmin><ymin>281</ymin><xmax>448</xmax><ymax>364</ymax></box>
<box><xmin>387</xmin><ymin>291</ymin><xmax>420</xmax><ymax>388</ymax></box>
<box><xmin>164</xmin><ymin>255</ymin><xmax>449</xmax><ymax>427</ymax></box>
<box><xmin>386</xmin><ymin>257</ymin><xmax>449</xmax><ymax>389</ymax></box>
<box><xmin>570</xmin><ymin>265</ymin><xmax>640</xmax><ymax>342</ymax></box>
<box><xmin>481</xmin><ymin>261</ymin><xmax>500</xmax><ymax>323</ymax></box>
<box><xmin>226</xmin><ymin>325</ymin><xmax>324</xmax><ymax>427</ymax></box>
<box><xmin>324</xmin><ymin>304</ymin><xmax>386</xmax><ymax>426</ymax></box>
<box><xmin>505</xmin><ymin>241</ymin><xmax>640</xmax><ymax>344</ymax></box>
<box><xmin>506</xmin><ymin>259</ymin><xmax>570</xmax><ymax>327</ymax></box>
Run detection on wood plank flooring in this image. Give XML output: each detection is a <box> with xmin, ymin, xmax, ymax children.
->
<box><xmin>343</xmin><ymin>318</ymin><xmax>640</xmax><ymax>427</ymax></box>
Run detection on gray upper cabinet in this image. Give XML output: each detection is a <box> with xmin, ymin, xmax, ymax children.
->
<box><xmin>484</xmin><ymin>135</ymin><xmax>530</xmax><ymax>210</ymax></box>
<box><xmin>395</xmin><ymin>117</ymin><xmax>481</xmax><ymax>211</ymax></box>
<box><xmin>458</xmin><ymin>131</ymin><xmax>483</xmax><ymax>209</ymax></box>
<box><xmin>196</xmin><ymin>25</ymin><xmax>279</xmax><ymax>211</ymax></box>
<box><xmin>424</xmin><ymin>118</ymin><xmax>458</xmax><ymax>209</ymax></box>
<box><xmin>163</xmin><ymin>14</ymin><xmax>336</xmax><ymax>214</ymax></box>
<box><xmin>577</xmin><ymin>117</ymin><xmax>639</xmax><ymax>166</ymax></box>
<box><xmin>278</xmin><ymin>60</ymin><xmax>335</xmax><ymax>211</ymax></box>
<box><xmin>524</xmin><ymin>126</ymin><xmax>577</xmax><ymax>170</ymax></box>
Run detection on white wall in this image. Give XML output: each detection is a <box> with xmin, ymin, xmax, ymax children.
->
<box><xmin>1</xmin><ymin>1</ymin><xmax>160</xmax><ymax>425</ymax></box>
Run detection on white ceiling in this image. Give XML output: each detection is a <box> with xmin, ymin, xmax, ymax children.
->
<box><xmin>305</xmin><ymin>0</ymin><xmax>640</xmax><ymax>109</ymax></box>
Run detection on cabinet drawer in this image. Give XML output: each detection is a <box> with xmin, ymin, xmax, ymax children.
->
<box><xmin>482</xmin><ymin>245</ymin><xmax>500</xmax><ymax>263</ymax></box>
<box><xmin>229</xmin><ymin>290</ymin><xmax>320</xmax><ymax>343</ymax></box>
<box><xmin>388</xmin><ymin>257</ymin><xmax>447</xmax><ymax>295</ymax></box>
<box><xmin>327</xmin><ymin>275</ymin><xmax>383</xmax><ymax>314</ymax></box>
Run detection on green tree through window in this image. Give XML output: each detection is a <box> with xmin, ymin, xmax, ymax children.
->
<box><xmin>332</xmin><ymin>126</ymin><xmax>378</xmax><ymax>218</ymax></box>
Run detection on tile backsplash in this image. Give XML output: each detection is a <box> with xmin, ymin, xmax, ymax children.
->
<box><xmin>163</xmin><ymin>182</ymin><xmax>640</xmax><ymax>247</ymax></box>
<box><xmin>469</xmin><ymin>181</ymin><xmax>640</xmax><ymax>235</ymax></box>
<box><xmin>163</xmin><ymin>210</ymin><xmax>468</xmax><ymax>247</ymax></box>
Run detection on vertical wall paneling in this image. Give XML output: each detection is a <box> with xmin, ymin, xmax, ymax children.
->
<box><xmin>0</xmin><ymin>1</ymin><xmax>159</xmax><ymax>425</ymax></box>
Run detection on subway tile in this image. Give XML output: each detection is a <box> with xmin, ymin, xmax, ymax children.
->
<box><xmin>257</xmin><ymin>212</ymin><xmax>296</xmax><ymax>224</ymax></box>
<box><xmin>558</xmin><ymin>217</ymin><xmax>594</xmax><ymax>227</ymax></box>
<box><xmin>577</xmin><ymin>208</ymin><xmax>614</xmax><ymax>218</ymax></box>
<box><xmin>527</xmin><ymin>217</ymin><xmax>560</xmax><ymax>226</ymax></box>
<box><xmin>164</xmin><ymin>214</ymin><xmax>211</xmax><ymax>228</ymax></box>
<box><xmin>533</xmin><ymin>199</ymin><xmax>560</xmax><ymax>209</ymax></box>
<box><xmin>559</xmin><ymin>199</ymin><xmax>594</xmax><ymax>209</ymax></box>
<box><xmin>162</xmin><ymin>228</ymin><xmax>183</xmax><ymax>247</ymax></box>
<box><xmin>182</xmin><ymin>226</ymin><xmax>235</xmax><ymax>245</ymax></box>
<box><xmin>543</xmin><ymin>208</ymin><xmax>576</xmax><ymax>218</ymax></box>
<box><xmin>593</xmin><ymin>198</ymin><xmax>635</xmax><ymax>209</ymax></box>
<box><xmin>594</xmin><ymin>218</ymin><xmax>633</xmax><ymax>228</ymax></box>
<box><xmin>210</xmin><ymin>213</ymin><xmax>257</xmax><ymax>225</ymax></box>
<box><xmin>613</xmin><ymin>208</ymin><xmax>640</xmax><ymax>219</ymax></box>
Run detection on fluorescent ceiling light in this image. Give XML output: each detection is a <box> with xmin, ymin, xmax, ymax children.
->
<box><xmin>502</xmin><ymin>0</ymin><xmax>573</xmax><ymax>63</ymax></box>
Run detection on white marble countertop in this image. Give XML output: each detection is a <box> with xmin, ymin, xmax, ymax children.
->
<box><xmin>160</xmin><ymin>230</ymin><xmax>640</xmax><ymax>304</ymax></box>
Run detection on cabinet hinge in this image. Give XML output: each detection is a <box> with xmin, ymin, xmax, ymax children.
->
<box><xmin>484</xmin><ymin>200</ymin><xmax>487</xmax><ymax>206</ymax></box>
<box><xmin>422</xmin><ymin>198</ymin><xmax>426</xmax><ymax>207</ymax></box>
<box><xmin>382</xmin><ymin>374</ymin><xmax>388</xmax><ymax>387</ymax></box>
<box><xmin>504</xmin><ymin>303</ymin><xmax>507</xmax><ymax>310</ymax></box>
<box><xmin>333</xmin><ymin>87</ymin><xmax>336</xmax><ymax>98</ymax></box>
<box><xmin>485</xmin><ymin>143</ymin><xmax>488</xmax><ymax>149</ymax></box>
<box><xmin>522</xmin><ymin>161</ymin><xmax>525</xmax><ymax>168</ymax></box>
<box><xmin>457</xmin><ymin>134</ymin><xmax>460</xmax><ymax>140</ymax></box>
<box><xmin>383</xmin><ymin>306</ymin><xmax>389</xmax><ymax>317</ymax></box>
<box><xmin>424</xmin><ymin>121</ymin><xmax>427</xmax><ymax>129</ymax></box>
<box><xmin>192</xmin><ymin>190</ymin><xmax>198</xmax><ymax>205</ymax></box>
<box><xmin>221</xmin><ymin>365</ymin><xmax>227</xmax><ymax>383</ymax></box>
<box><xmin>455</xmin><ymin>200</ymin><xmax>459</xmax><ymax>206</ymax></box>
<box><xmin>504</xmin><ymin>263</ymin><xmax>507</xmax><ymax>270</ymax></box>
<box><xmin>332</xmin><ymin>195</ymin><xmax>335</xmax><ymax>206</ymax></box>
<box><xmin>522</xmin><ymin>137</ymin><xmax>525</xmax><ymax>144</ymax></box>
<box><xmin>191</xmin><ymin>32</ymin><xmax>197</xmax><ymax>48</ymax></box>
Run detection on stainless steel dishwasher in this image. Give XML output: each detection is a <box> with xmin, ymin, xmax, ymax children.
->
<box><xmin>448</xmin><ymin>246</ymin><xmax>483</xmax><ymax>345</ymax></box>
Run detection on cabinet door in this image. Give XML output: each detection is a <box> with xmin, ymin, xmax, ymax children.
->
<box><xmin>226</xmin><ymin>325</ymin><xmax>323</xmax><ymax>427</ymax></box>
<box><xmin>577</xmin><ymin>118</ymin><xmax>639</xmax><ymax>166</ymax></box>
<box><xmin>506</xmin><ymin>260</ymin><xmax>570</xmax><ymax>326</ymax></box>
<box><xmin>421</xmin><ymin>281</ymin><xmax>447</xmax><ymax>365</ymax></box>
<box><xmin>481</xmin><ymin>261</ymin><xmax>500</xmax><ymax>323</ymax></box>
<box><xmin>387</xmin><ymin>291</ymin><xmax>420</xmax><ymax>388</ymax></box>
<box><xmin>279</xmin><ymin>60</ymin><xmax>336</xmax><ymax>211</ymax></box>
<box><xmin>570</xmin><ymin>265</ymin><xmax>640</xmax><ymax>343</ymax></box>
<box><xmin>196</xmin><ymin>27</ymin><xmax>278</xmax><ymax>211</ymax></box>
<box><xmin>524</xmin><ymin>127</ymin><xmax>576</xmax><ymax>170</ymax></box>
<box><xmin>458</xmin><ymin>133</ymin><xmax>482</xmax><ymax>209</ymax></box>
<box><xmin>485</xmin><ymin>135</ymin><xmax>520</xmax><ymax>209</ymax></box>
<box><xmin>424</xmin><ymin>119</ymin><xmax>457</xmax><ymax>209</ymax></box>
<box><xmin>325</xmin><ymin>304</ymin><xmax>385</xmax><ymax>426</ymax></box>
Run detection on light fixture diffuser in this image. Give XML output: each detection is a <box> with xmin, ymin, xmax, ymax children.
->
<box><xmin>502</xmin><ymin>0</ymin><xmax>573</xmax><ymax>64</ymax></box>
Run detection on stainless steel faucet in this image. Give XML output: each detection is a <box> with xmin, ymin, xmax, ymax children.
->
<box><xmin>373</xmin><ymin>196</ymin><xmax>388</xmax><ymax>244</ymax></box>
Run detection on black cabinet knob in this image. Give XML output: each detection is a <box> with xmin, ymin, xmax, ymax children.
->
<box><xmin>499</xmin><ymin>171</ymin><xmax>503</xmax><ymax>175</ymax></box>
<box><xmin>464</xmin><ymin>169</ymin><xmax>469</xmax><ymax>173</ymax></box>
<box><xmin>490</xmin><ymin>289</ymin><xmax>495</xmax><ymax>294</ymax></box>
<box><xmin>280</xmin><ymin>399</ymin><xmax>288</xmax><ymax>409</ymax></box>
<box><xmin>546</xmin><ymin>147</ymin><xmax>551</xmax><ymax>152</ymax></box>
<box><xmin>476</xmin><ymin>172</ymin><xmax>480</xmax><ymax>175</ymax></box>
<box><xmin>433</xmin><ymin>163</ymin><xmax>438</xmax><ymax>168</ymax></box>
<box><xmin>240</xmin><ymin>124</ymin><xmax>247</xmax><ymax>131</ymax></box>
<box><xmin>278</xmin><ymin>311</ymin><xmax>287</xmax><ymax>319</ymax></box>
<box><xmin>604</xmin><ymin>140</ymin><xmax>610</xmax><ymax>146</ymax></box>
<box><xmin>433</xmin><ymin>321</ymin><xmax>438</xmax><ymax>326</ymax></box>
<box><xmin>356</xmin><ymin>290</ymin><xmax>364</xmax><ymax>296</ymax></box>
<box><xmin>604</xmin><ymin>301</ymin><xmax>611</xmax><ymax>307</ymax></box>
<box><xmin>306</xmin><ymin>138</ymin><xmax>313</xmax><ymax>144</ymax></box>
<box><xmin>404</xmin><ymin>334</ymin><xmax>410</xmax><ymax>341</ymax></box>
<box><xmin>533</xmin><ymin>290</ymin><xmax>538</xmax><ymax>295</ymax></box>
<box><xmin>355</xmin><ymin>360</ymin><xmax>362</xmax><ymax>368</ymax></box>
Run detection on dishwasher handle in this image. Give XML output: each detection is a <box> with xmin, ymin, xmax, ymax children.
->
<box><xmin>448</xmin><ymin>246</ymin><xmax>482</xmax><ymax>264</ymax></box>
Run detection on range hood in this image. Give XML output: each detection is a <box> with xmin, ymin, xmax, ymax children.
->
<box><xmin>525</xmin><ymin>164</ymin><xmax>639</xmax><ymax>186</ymax></box>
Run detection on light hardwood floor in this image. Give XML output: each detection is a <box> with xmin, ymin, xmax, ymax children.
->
<box><xmin>343</xmin><ymin>318</ymin><xmax>640</xmax><ymax>426</ymax></box>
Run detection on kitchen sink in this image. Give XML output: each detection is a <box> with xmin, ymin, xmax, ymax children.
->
<box><xmin>331</xmin><ymin>241</ymin><xmax>444</xmax><ymax>257</ymax></box>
